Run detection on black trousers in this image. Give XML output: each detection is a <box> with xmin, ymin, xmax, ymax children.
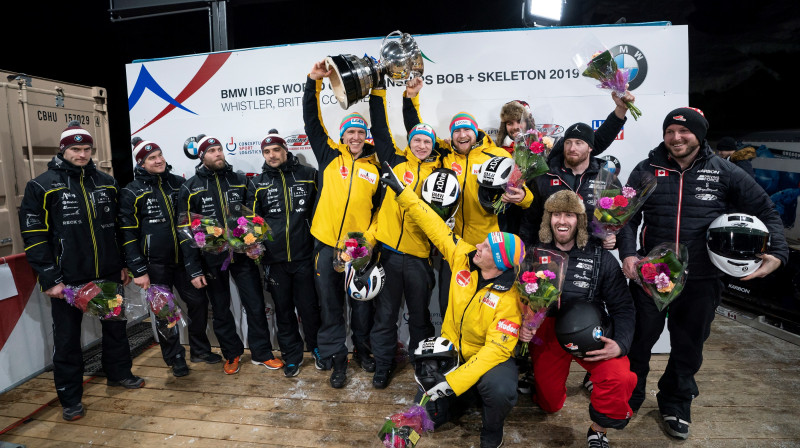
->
<box><xmin>313</xmin><ymin>241</ymin><xmax>375</xmax><ymax>360</ymax></box>
<box><xmin>51</xmin><ymin>293</ymin><xmax>133</xmax><ymax>407</ymax></box>
<box><xmin>370</xmin><ymin>249</ymin><xmax>435</xmax><ymax>370</ymax></box>
<box><xmin>437</xmin><ymin>256</ymin><xmax>451</xmax><ymax>318</ymax></box>
<box><xmin>266</xmin><ymin>259</ymin><xmax>321</xmax><ymax>365</ymax></box>
<box><xmin>202</xmin><ymin>254</ymin><xmax>274</xmax><ymax>362</ymax></box>
<box><xmin>415</xmin><ymin>357</ymin><xmax>518</xmax><ymax>447</ymax></box>
<box><xmin>627</xmin><ymin>277</ymin><xmax>722</xmax><ymax>422</ymax></box>
<box><xmin>148</xmin><ymin>262</ymin><xmax>213</xmax><ymax>364</ymax></box>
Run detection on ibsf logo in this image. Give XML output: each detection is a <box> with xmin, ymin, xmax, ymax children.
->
<box><xmin>609</xmin><ymin>44</ymin><xmax>648</xmax><ymax>91</ymax></box>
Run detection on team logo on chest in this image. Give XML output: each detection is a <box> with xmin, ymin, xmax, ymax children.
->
<box><xmin>403</xmin><ymin>171</ymin><xmax>414</xmax><ymax>184</ymax></box>
<box><xmin>451</xmin><ymin>162</ymin><xmax>462</xmax><ymax>176</ymax></box>
<box><xmin>340</xmin><ymin>166</ymin><xmax>349</xmax><ymax>179</ymax></box>
<box><xmin>551</xmin><ymin>179</ymin><xmax>561</xmax><ymax>186</ymax></box>
<box><xmin>455</xmin><ymin>270</ymin><xmax>471</xmax><ymax>287</ymax></box>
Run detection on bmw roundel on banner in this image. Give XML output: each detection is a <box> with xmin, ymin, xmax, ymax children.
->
<box><xmin>610</xmin><ymin>43</ymin><xmax>648</xmax><ymax>90</ymax></box>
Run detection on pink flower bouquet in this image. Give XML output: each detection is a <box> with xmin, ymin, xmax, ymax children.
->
<box><xmin>516</xmin><ymin>247</ymin><xmax>569</xmax><ymax>355</ymax></box>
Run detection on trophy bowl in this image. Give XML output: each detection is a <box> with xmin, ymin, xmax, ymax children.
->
<box><xmin>325</xmin><ymin>30</ymin><xmax>424</xmax><ymax>109</ymax></box>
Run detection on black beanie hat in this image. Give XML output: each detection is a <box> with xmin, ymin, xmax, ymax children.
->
<box><xmin>716</xmin><ymin>136</ymin><xmax>737</xmax><ymax>152</ymax></box>
<box><xmin>563</xmin><ymin>122</ymin><xmax>595</xmax><ymax>149</ymax></box>
<box><xmin>663</xmin><ymin>107</ymin><xmax>708</xmax><ymax>143</ymax></box>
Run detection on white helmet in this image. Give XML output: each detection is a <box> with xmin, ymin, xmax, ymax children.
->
<box><xmin>477</xmin><ymin>156</ymin><xmax>514</xmax><ymax>188</ymax></box>
<box><xmin>413</xmin><ymin>337</ymin><xmax>460</xmax><ymax>391</ymax></box>
<box><xmin>344</xmin><ymin>255</ymin><xmax>385</xmax><ymax>301</ymax></box>
<box><xmin>707</xmin><ymin>213</ymin><xmax>770</xmax><ymax>277</ymax></box>
<box><xmin>421</xmin><ymin>168</ymin><xmax>460</xmax><ymax>220</ymax></box>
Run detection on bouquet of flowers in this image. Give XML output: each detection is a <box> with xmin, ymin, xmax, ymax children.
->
<box><xmin>146</xmin><ymin>284</ymin><xmax>186</xmax><ymax>339</ymax></box>
<box><xmin>377</xmin><ymin>405</ymin><xmax>434</xmax><ymax>448</ymax></box>
<box><xmin>573</xmin><ymin>39</ymin><xmax>642</xmax><ymax>120</ymax></box>
<box><xmin>178</xmin><ymin>212</ymin><xmax>229</xmax><ymax>254</ymax></box>
<box><xmin>492</xmin><ymin>128</ymin><xmax>555</xmax><ymax>214</ymax></box>
<box><xmin>634</xmin><ymin>242</ymin><xmax>689</xmax><ymax>311</ymax></box>
<box><xmin>333</xmin><ymin>231</ymin><xmax>373</xmax><ymax>273</ymax></box>
<box><xmin>63</xmin><ymin>280</ymin><xmax>126</xmax><ymax>320</ymax></box>
<box><xmin>590</xmin><ymin>168</ymin><xmax>657</xmax><ymax>239</ymax></box>
<box><xmin>516</xmin><ymin>247</ymin><xmax>568</xmax><ymax>355</ymax></box>
<box><xmin>223</xmin><ymin>203</ymin><xmax>273</xmax><ymax>263</ymax></box>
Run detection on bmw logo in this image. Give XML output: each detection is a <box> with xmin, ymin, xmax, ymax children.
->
<box><xmin>609</xmin><ymin>44</ymin><xmax>648</xmax><ymax>91</ymax></box>
<box><xmin>145</xmin><ymin>144</ymin><xmax>152</xmax><ymax>150</ymax></box>
<box><xmin>209</xmin><ymin>138</ymin><xmax>217</xmax><ymax>144</ymax></box>
<box><xmin>183</xmin><ymin>137</ymin><xmax>200</xmax><ymax>160</ymax></box>
<box><xmin>592</xmin><ymin>326</ymin><xmax>604</xmax><ymax>341</ymax></box>
<box><xmin>75</xmin><ymin>135</ymin><xmax>83</xmax><ymax>142</ymax></box>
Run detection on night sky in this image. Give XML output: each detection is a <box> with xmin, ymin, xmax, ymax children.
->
<box><xmin>5</xmin><ymin>0</ymin><xmax>798</xmax><ymax>185</ymax></box>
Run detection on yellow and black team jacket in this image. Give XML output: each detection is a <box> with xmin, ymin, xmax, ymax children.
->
<box><xmin>302</xmin><ymin>77</ymin><xmax>382</xmax><ymax>248</ymax></box>
<box><xmin>19</xmin><ymin>155</ymin><xmax>123</xmax><ymax>290</ymax></box>
<box><xmin>403</xmin><ymin>94</ymin><xmax>534</xmax><ymax>246</ymax></box>
<box><xmin>247</xmin><ymin>152</ymin><xmax>317</xmax><ymax>264</ymax></box>
<box><xmin>394</xmin><ymin>187</ymin><xmax>522</xmax><ymax>396</ymax></box>
<box><xmin>366</xmin><ymin>88</ymin><xmax>448</xmax><ymax>258</ymax></box>
<box><xmin>177</xmin><ymin>162</ymin><xmax>248</xmax><ymax>278</ymax></box>
<box><xmin>119</xmin><ymin>165</ymin><xmax>184</xmax><ymax>277</ymax></box>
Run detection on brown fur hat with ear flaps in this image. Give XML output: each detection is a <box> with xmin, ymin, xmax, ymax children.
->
<box><xmin>498</xmin><ymin>100</ymin><xmax>535</xmax><ymax>145</ymax></box>
<box><xmin>539</xmin><ymin>190</ymin><xmax>589</xmax><ymax>249</ymax></box>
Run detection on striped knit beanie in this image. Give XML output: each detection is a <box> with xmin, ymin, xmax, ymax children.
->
<box><xmin>60</xmin><ymin>120</ymin><xmax>93</xmax><ymax>152</ymax></box>
<box><xmin>449</xmin><ymin>112</ymin><xmax>478</xmax><ymax>139</ymax></box>
<box><xmin>487</xmin><ymin>231</ymin><xmax>526</xmax><ymax>271</ymax></box>
<box><xmin>131</xmin><ymin>137</ymin><xmax>161</xmax><ymax>165</ymax></box>
<box><xmin>408</xmin><ymin>123</ymin><xmax>436</xmax><ymax>144</ymax></box>
<box><xmin>339</xmin><ymin>112</ymin><xmax>368</xmax><ymax>138</ymax></box>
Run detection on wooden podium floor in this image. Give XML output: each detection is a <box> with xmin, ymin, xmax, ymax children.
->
<box><xmin>1</xmin><ymin>315</ymin><xmax>799</xmax><ymax>447</ymax></box>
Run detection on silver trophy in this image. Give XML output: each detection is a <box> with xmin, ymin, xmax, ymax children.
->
<box><xmin>325</xmin><ymin>30</ymin><xmax>424</xmax><ymax>109</ymax></box>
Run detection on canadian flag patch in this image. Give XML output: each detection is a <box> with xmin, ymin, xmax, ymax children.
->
<box><xmin>656</xmin><ymin>169</ymin><xmax>668</xmax><ymax>177</ymax></box>
<box><xmin>496</xmin><ymin>319</ymin><xmax>520</xmax><ymax>338</ymax></box>
<box><xmin>339</xmin><ymin>166</ymin><xmax>349</xmax><ymax>178</ymax></box>
<box><xmin>551</xmin><ymin>179</ymin><xmax>561</xmax><ymax>186</ymax></box>
<box><xmin>540</xmin><ymin>256</ymin><xmax>550</xmax><ymax>264</ymax></box>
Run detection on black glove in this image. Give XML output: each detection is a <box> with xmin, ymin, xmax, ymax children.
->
<box><xmin>379</xmin><ymin>161</ymin><xmax>404</xmax><ymax>194</ymax></box>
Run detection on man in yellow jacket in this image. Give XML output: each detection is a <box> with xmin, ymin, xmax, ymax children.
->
<box><xmin>403</xmin><ymin>78</ymin><xmax>533</xmax><ymax>316</ymax></box>
<box><xmin>303</xmin><ymin>60</ymin><xmax>382</xmax><ymax>388</ymax></box>
<box><xmin>381</xmin><ymin>162</ymin><xmax>523</xmax><ymax>448</ymax></box>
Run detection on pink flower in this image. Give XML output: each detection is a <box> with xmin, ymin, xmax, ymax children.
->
<box><xmin>232</xmin><ymin>227</ymin><xmax>245</xmax><ymax>238</ymax></box>
<box><xmin>542</xmin><ymin>270</ymin><xmax>556</xmax><ymax>280</ymax></box>
<box><xmin>529</xmin><ymin>141</ymin><xmax>545</xmax><ymax>154</ymax></box>
<box><xmin>349</xmin><ymin>246</ymin><xmax>369</xmax><ymax>259</ymax></box>
<box><xmin>622</xmin><ymin>186</ymin><xmax>636</xmax><ymax>199</ymax></box>
<box><xmin>190</xmin><ymin>219</ymin><xmax>201</xmax><ymax>229</ymax></box>
<box><xmin>613</xmin><ymin>195</ymin><xmax>629</xmax><ymax>207</ymax></box>
<box><xmin>521</xmin><ymin>271</ymin><xmax>538</xmax><ymax>283</ymax></box>
<box><xmin>525</xmin><ymin>282</ymin><xmax>539</xmax><ymax>294</ymax></box>
<box><xmin>641</xmin><ymin>263</ymin><xmax>657</xmax><ymax>282</ymax></box>
<box><xmin>237</xmin><ymin>216</ymin><xmax>248</xmax><ymax>226</ymax></box>
<box><xmin>345</xmin><ymin>238</ymin><xmax>359</xmax><ymax>249</ymax></box>
<box><xmin>654</xmin><ymin>272</ymin><xmax>671</xmax><ymax>290</ymax></box>
<box><xmin>194</xmin><ymin>232</ymin><xmax>206</xmax><ymax>247</ymax></box>
<box><xmin>252</xmin><ymin>216</ymin><xmax>265</xmax><ymax>225</ymax></box>
<box><xmin>598</xmin><ymin>196</ymin><xmax>614</xmax><ymax>209</ymax></box>
<box><xmin>655</xmin><ymin>263</ymin><xmax>671</xmax><ymax>276</ymax></box>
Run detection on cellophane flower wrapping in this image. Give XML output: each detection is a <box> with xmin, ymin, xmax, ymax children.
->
<box><xmin>178</xmin><ymin>211</ymin><xmax>229</xmax><ymax>254</ymax></box>
<box><xmin>492</xmin><ymin>128</ymin><xmax>555</xmax><ymax>214</ymax></box>
<box><xmin>635</xmin><ymin>242</ymin><xmax>689</xmax><ymax>311</ymax></box>
<box><xmin>146</xmin><ymin>284</ymin><xmax>187</xmax><ymax>339</ymax></box>
<box><xmin>63</xmin><ymin>280</ymin><xmax>127</xmax><ymax>321</ymax></box>
<box><xmin>572</xmin><ymin>37</ymin><xmax>642</xmax><ymax>120</ymax></box>
<box><xmin>224</xmin><ymin>203</ymin><xmax>273</xmax><ymax>263</ymax></box>
<box><xmin>590</xmin><ymin>168</ymin><xmax>657</xmax><ymax>239</ymax></box>
<box><xmin>377</xmin><ymin>405</ymin><xmax>435</xmax><ymax>448</ymax></box>
<box><xmin>333</xmin><ymin>231</ymin><xmax>373</xmax><ymax>273</ymax></box>
<box><xmin>516</xmin><ymin>247</ymin><xmax>569</xmax><ymax>355</ymax></box>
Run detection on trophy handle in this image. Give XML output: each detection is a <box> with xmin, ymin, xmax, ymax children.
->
<box><xmin>380</xmin><ymin>30</ymin><xmax>404</xmax><ymax>52</ymax></box>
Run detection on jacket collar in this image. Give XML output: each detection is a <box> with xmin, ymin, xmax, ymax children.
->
<box><xmin>195</xmin><ymin>161</ymin><xmax>233</xmax><ymax>178</ymax></box>
<box><xmin>48</xmin><ymin>154</ymin><xmax>97</xmax><ymax>177</ymax></box>
<box><xmin>468</xmin><ymin>251</ymin><xmax>517</xmax><ymax>292</ymax></box>
<box><xmin>262</xmin><ymin>151</ymin><xmax>299</xmax><ymax>175</ymax></box>
<box><xmin>133</xmin><ymin>164</ymin><xmax>173</xmax><ymax>183</ymax></box>
<box><xmin>649</xmin><ymin>140</ymin><xmax>714</xmax><ymax>170</ymax></box>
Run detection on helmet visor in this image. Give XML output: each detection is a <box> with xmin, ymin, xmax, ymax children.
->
<box><xmin>707</xmin><ymin>229</ymin><xmax>769</xmax><ymax>259</ymax></box>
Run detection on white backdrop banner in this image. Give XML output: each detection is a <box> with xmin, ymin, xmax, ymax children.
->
<box><xmin>126</xmin><ymin>23</ymin><xmax>688</xmax><ymax>186</ymax></box>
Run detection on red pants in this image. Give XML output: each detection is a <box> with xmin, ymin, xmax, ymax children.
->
<box><xmin>532</xmin><ymin>317</ymin><xmax>637</xmax><ymax>429</ymax></box>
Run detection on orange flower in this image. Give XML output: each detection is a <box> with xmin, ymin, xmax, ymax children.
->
<box><xmin>244</xmin><ymin>233</ymin><xmax>256</xmax><ymax>245</ymax></box>
<box><xmin>213</xmin><ymin>227</ymin><xmax>223</xmax><ymax>237</ymax></box>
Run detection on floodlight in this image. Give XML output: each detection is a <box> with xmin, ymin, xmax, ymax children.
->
<box><xmin>522</xmin><ymin>0</ymin><xmax>565</xmax><ymax>27</ymax></box>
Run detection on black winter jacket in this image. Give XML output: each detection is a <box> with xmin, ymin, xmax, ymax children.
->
<box><xmin>119</xmin><ymin>165</ymin><xmax>184</xmax><ymax>277</ymax></box>
<box><xmin>619</xmin><ymin>142</ymin><xmax>788</xmax><ymax>279</ymax></box>
<box><xmin>178</xmin><ymin>162</ymin><xmax>248</xmax><ymax>277</ymax></box>
<box><xmin>19</xmin><ymin>155</ymin><xmax>123</xmax><ymax>289</ymax></box>
<box><xmin>541</xmin><ymin>241</ymin><xmax>635</xmax><ymax>356</ymax></box>
<box><xmin>247</xmin><ymin>152</ymin><xmax>317</xmax><ymax>264</ymax></box>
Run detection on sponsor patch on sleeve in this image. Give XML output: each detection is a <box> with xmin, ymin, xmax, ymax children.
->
<box><xmin>495</xmin><ymin>319</ymin><xmax>520</xmax><ymax>338</ymax></box>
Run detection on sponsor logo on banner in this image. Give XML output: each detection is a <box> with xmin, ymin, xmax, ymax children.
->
<box><xmin>455</xmin><ymin>270</ymin><xmax>471</xmax><ymax>287</ymax></box>
<box><xmin>225</xmin><ymin>137</ymin><xmax>261</xmax><ymax>156</ymax></box>
<box><xmin>403</xmin><ymin>171</ymin><xmax>414</xmax><ymax>184</ymax></box>
<box><xmin>537</xmin><ymin>123</ymin><xmax>564</xmax><ymax>136</ymax></box>
<box><xmin>451</xmin><ymin>162</ymin><xmax>462</xmax><ymax>176</ymax></box>
<box><xmin>656</xmin><ymin>169</ymin><xmax>668</xmax><ymax>177</ymax></box>
<box><xmin>226</xmin><ymin>137</ymin><xmax>237</xmax><ymax>154</ymax></box>
<box><xmin>481</xmin><ymin>293</ymin><xmax>499</xmax><ymax>309</ymax></box>
<box><xmin>592</xmin><ymin>120</ymin><xmax>624</xmax><ymax>140</ymax></box>
<box><xmin>339</xmin><ymin>166</ymin><xmax>349</xmax><ymax>179</ymax></box>
<box><xmin>496</xmin><ymin>319</ymin><xmax>520</xmax><ymax>337</ymax></box>
<box><xmin>609</xmin><ymin>44</ymin><xmax>648</xmax><ymax>90</ymax></box>
<box><xmin>358</xmin><ymin>169</ymin><xmax>377</xmax><ymax>184</ymax></box>
<box><xmin>285</xmin><ymin>134</ymin><xmax>311</xmax><ymax>150</ymax></box>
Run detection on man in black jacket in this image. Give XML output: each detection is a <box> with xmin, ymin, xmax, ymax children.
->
<box><xmin>19</xmin><ymin>121</ymin><xmax>144</xmax><ymax>422</ymax></box>
<box><xmin>520</xmin><ymin>190</ymin><xmax>636</xmax><ymax>448</ymax></box>
<box><xmin>178</xmin><ymin>136</ymin><xmax>283</xmax><ymax>375</ymax></box>
<box><xmin>619</xmin><ymin>107</ymin><xmax>788</xmax><ymax>440</ymax></box>
<box><xmin>247</xmin><ymin>130</ymin><xmax>322</xmax><ymax>378</ymax></box>
<box><xmin>120</xmin><ymin>138</ymin><xmax>223</xmax><ymax>377</ymax></box>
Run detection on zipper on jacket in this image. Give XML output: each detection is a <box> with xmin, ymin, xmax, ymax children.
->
<box><xmin>457</xmin><ymin>283</ymin><xmax>492</xmax><ymax>363</ymax></box>
<box><xmin>79</xmin><ymin>167</ymin><xmax>99</xmax><ymax>278</ymax></box>
<box><xmin>459</xmin><ymin>152</ymin><xmax>470</xmax><ymax>237</ymax></box>
<box><xmin>652</xmin><ymin>160</ymin><xmax>699</xmax><ymax>250</ymax></box>
<box><xmin>394</xmin><ymin>163</ymin><xmax>422</xmax><ymax>250</ymax></box>
<box><xmin>157</xmin><ymin>177</ymin><xmax>179</xmax><ymax>264</ymax></box>
<box><xmin>336</xmin><ymin>157</ymin><xmax>357</xmax><ymax>242</ymax></box>
<box><xmin>214</xmin><ymin>173</ymin><xmax>228</xmax><ymax>233</ymax></box>
<box><xmin>279</xmin><ymin>170</ymin><xmax>292</xmax><ymax>261</ymax></box>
